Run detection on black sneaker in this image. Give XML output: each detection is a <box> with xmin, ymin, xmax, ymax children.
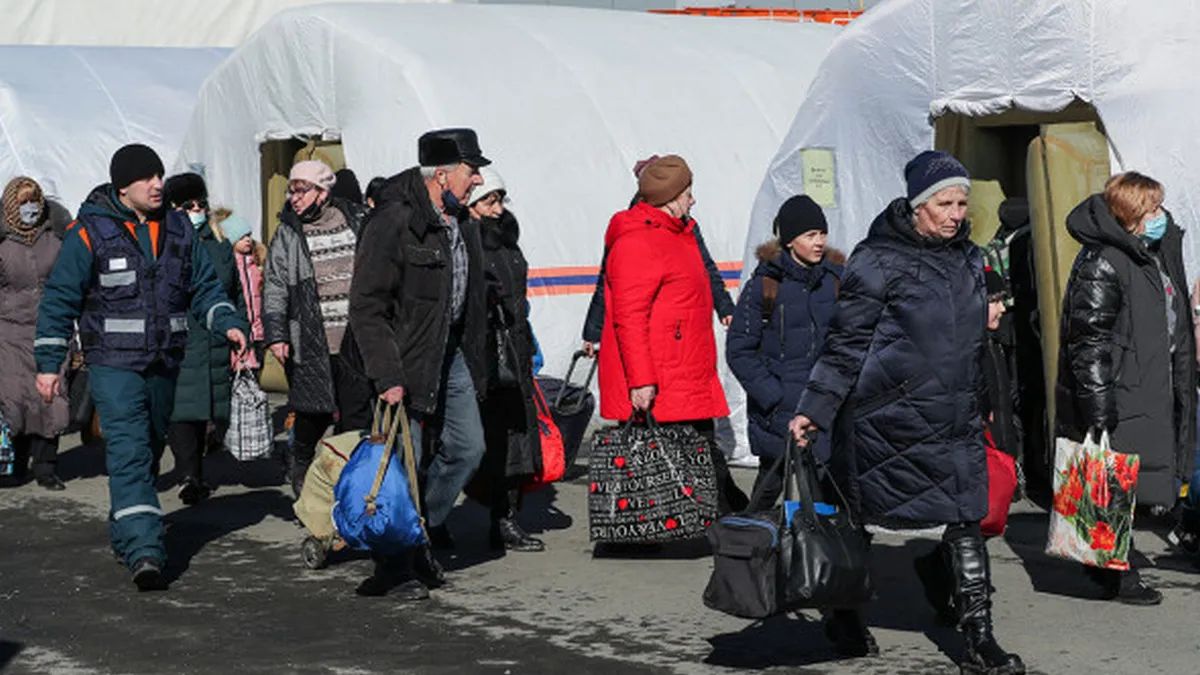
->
<box><xmin>1116</xmin><ymin>570</ymin><xmax>1162</xmax><ymax>606</ymax></box>
<box><xmin>178</xmin><ymin>479</ymin><xmax>212</xmax><ymax>506</ymax></box>
<box><xmin>1167</xmin><ymin>525</ymin><xmax>1200</xmax><ymax>556</ymax></box>
<box><xmin>131</xmin><ymin>558</ymin><xmax>168</xmax><ymax>592</ymax></box>
<box><xmin>35</xmin><ymin>474</ymin><xmax>67</xmax><ymax>491</ymax></box>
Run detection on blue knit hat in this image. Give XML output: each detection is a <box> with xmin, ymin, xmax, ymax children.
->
<box><xmin>219</xmin><ymin>214</ymin><xmax>252</xmax><ymax>243</ymax></box>
<box><xmin>905</xmin><ymin>150</ymin><xmax>970</xmax><ymax>207</ymax></box>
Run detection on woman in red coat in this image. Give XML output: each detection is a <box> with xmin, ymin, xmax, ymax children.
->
<box><xmin>598</xmin><ymin>155</ymin><xmax>747</xmax><ymax>514</ymax></box>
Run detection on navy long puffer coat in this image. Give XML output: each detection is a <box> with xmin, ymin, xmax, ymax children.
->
<box><xmin>796</xmin><ymin>198</ymin><xmax>988</xmax><ymax>526</ymax></box>
<box><xmin>727</xmin><ymin>240</ymin><xmax>843</xmax><ymax>461</ymax></box>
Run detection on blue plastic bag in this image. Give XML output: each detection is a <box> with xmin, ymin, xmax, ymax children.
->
<box><xmin>332</xmin><ymin>406</ymin><xmax>426</xmax><ymax>554</ymax></box>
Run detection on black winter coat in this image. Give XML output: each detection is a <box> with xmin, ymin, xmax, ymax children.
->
<box><xmin>479</xmin><ymin>211</ymin><xmax>541</xmax><ymax>479</ymax></box>
<box><xmin>796</xmin><ymin>198</ymin><xmax>988</xmax><ymax>526</ymax></box>
<box><xmin>1056</xmin><ymin>195</ymin><xmax>1196</xmax><ymax>507</ymax></box>
<box><xmin>582</xmin><ymin>222</ymin><xmax>733</xmax><ymax>343</ymax></box>
<box><xmin>727</xmin><ymin>240</ymin><xmax>842</xmax><ymax>461</ymax></box>
<box><xmin>348</xmin><ymin>168</ymin><xmax>487</xmax><ymax>415</ymax></box>
<box><xmin>171</xmin><ymin>224</ymin><xmax>243</xmax><ymax>422</ymax></box>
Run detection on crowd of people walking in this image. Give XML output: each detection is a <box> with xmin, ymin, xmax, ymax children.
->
<box><xmin>2</xmin><ymin>125</ymin><xmax>1198</xmax><ymax>674</ymax></box>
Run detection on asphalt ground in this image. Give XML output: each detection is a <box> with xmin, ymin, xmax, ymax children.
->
<box><xmin>3</xmin><ymin>424</ymin><xmax>1200</xmax><ymax>674</ymax></box>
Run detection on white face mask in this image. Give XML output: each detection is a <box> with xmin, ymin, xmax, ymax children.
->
<box><xmin>18</xmin><ymin>202</ymin><xmax>42</xmax><ymax>225</ymax></box>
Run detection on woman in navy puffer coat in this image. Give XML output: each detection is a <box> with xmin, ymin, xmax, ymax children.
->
<box><xmin>727</xmin><ymin>195</ymin><xmax>842</xmax><ymax>504</ymax></box>
<box><xmin>790</xmin><ymin>152</ymin><xmax>1024</xmax><ymax>675</ymax></box>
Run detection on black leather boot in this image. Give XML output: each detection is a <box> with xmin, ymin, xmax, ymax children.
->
<box><xmin>948</xmin><ymin>534</ymin><xmax>1025</xmax><ymax>675</ymax></box>
<box><xmin>914</xmin><ymin>542</ymin><xmax>956</xmax><ymax>625</ymax></box>
<box><xmin>490</xmin><ymin>515</ymin><xmax>545</xmax><ymax>552</ymax></box>
<box><xmin>823</xmin><ymin>609</ymin><xmax>879</xmax><ymax>658</ymax></box>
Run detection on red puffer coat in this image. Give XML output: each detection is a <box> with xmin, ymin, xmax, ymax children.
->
<box><xmin>598</xmin><ymin>202</ymin><xmax>729</xmax><ymax>422</ymax></box>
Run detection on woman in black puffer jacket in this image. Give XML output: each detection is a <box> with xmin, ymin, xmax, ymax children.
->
<box><xmin>1057</xmin><ymin>171</ymin><xmax>1196</xmax><ymax>605</ymax></box>
<box><xmin>790</xmin><ymin>152</ymin><xmax>1024</xmax><ymax>675</ymax></box>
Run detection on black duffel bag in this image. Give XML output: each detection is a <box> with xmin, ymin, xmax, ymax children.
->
<box><xmin>703</xmin><ymin>438</ymin><xmax>872</xmax><ymax>618</ymax></box>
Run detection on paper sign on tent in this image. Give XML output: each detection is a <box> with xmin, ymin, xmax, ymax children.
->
<box><xmin>801</xmin><ymin>148</ymin><xmax>836</xmax><ymax>208</ymax></box>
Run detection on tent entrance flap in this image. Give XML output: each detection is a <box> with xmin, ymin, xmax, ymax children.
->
<box><xmin>257</xmin><ymin>136</ymin><xmax>347</xmax><ymax>394</ymax></box>
<box><xmin>934</xmin><ymin>104</ymin><xmax>1110</xmax><ymax>495</ymax></box>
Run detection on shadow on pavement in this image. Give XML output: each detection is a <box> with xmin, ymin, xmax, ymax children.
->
<box><xmin>1002</xmin><ymin>511</ymin><xmax>1110</xmax><ymax>600</ymax></box>
<box><xmin>704</xmin><ymin>613</ymin><xmax>844</xmax><ymax>670</ymax></box>
<box><xmin>0</xmin><ymin>641</ymin><xmax>22</xmax><ymax>670</ymax></box>
<box><xmin>56</xmin><ymin>439</ymin><xmax>107</xmax><ymax>482</ymax></box>
<box><xmin>162</xmin><ymin>489</ymin><xmax>296</xmax><ymax>584</ymax></box>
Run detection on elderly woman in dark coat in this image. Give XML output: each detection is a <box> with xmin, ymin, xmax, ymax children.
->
<box><xmin>163</xmin><ymin>173</ymin><xmax>243</xmax><ymax>504</ymax></box>
<box><xmin>790</xmin><ymin>152</ymin><xmax>1024</xmax><ymax>675</ymax></box>
<box><xmin>1057</xmin><ymin>172</ymin><xmax>1196</xmax><ymax>605</ymax></box>
<box><xmin>468</xmin><ymin>168</ymin><xmax>545</xmax><ymax>552</ymax></box>
<box><xmin>0</xmin><ymin>177</ymin><xmax>69</xmax><ymax>490</ymax></box>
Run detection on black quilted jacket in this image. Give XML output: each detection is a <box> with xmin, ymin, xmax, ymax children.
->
<box><xmin>796</xmin><ymin>198</ymin><xmax>987</xmax><ymax>526</ymax></box>
<box><xmin>1056</xmin><ymin>194</ymin><xmax>1196</xmax><ymax>506</ymax></box>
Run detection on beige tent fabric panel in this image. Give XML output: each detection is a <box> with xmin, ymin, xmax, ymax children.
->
<box><xmin>967</xmin><ymin>179</ymin><xmax>1006</xmax><ymax>247</ymax></box>
<box><xmin>1026</xmin><ymin>121</ymin><xmax>1111</xmax><ymax>430</ymax></box>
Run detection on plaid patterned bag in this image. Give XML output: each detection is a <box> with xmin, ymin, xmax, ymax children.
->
<box><xmin>225</xmin><ymin>368</ymin><xmax>273</xmax><ymax>461</ymax></box>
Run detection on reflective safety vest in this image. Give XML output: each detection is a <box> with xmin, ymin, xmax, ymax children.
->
<box><xmin>78</xmin><ymin>212</ymin><xmax>194</xmax><ymax>371</ymax></box>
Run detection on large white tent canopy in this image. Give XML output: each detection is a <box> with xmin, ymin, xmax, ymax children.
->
<box><xmin>0</xmin><ymin>46</ymin><xmax>229</xmax><ymax>212</ymax></box>
<box><xmin>0</xmin><ymin>0</ymin><xmax>453</xmax><ymax>48</ymax></box>
<box><xmin>746</xmin><ymin>0</ymin><xmax>1200</xmax><ymax>275</ymax></box>
<box><xmin>177</xmin><ymin>2</ymin><xmax>840</xmax><ymax>453</ymax></box>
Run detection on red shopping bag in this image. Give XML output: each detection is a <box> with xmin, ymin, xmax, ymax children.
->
<box><xmin>981</xmin><ymin>429</ymin><xmax>1018</xmax><ymax>537</ymax></box>
<box><xmin>526</xmin><ymin>380</ymin><xmax>565</xmax><ymax>489</ymax></box>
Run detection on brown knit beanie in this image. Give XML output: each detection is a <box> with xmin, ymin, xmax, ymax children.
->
<box><xmin>637</xmin><ymin>155</ymin><xmax>693</xmax><ymax>207</ymax></box>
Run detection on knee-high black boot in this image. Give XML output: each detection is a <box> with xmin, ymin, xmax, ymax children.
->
<box><xmin>948</xmin><ymin>534</ymin><xmax>1025</xmax><ymax>675</ymax></box>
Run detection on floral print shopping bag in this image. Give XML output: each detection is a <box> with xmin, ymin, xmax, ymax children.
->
<box><xmin>1045</xmin><ymin>431</ymin><xmax>1139</xmax><ymax>570</ymax></box>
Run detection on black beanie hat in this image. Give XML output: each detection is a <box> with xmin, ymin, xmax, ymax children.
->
<box><xmin>110</xmin><ymin>144</ymin><xmax>165</xmax><ymax>190</ymax></box>
<box><xmin>164</xmin><ymin>172</ymin><xmax>207</xmax><ymax>207</ymax></box>
<box><xmin>773</xmin><ymin>195</ymin><xmax>828</xmax><ymax>245</ymax></box>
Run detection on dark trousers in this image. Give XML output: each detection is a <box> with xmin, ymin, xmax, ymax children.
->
<box><xmin>291</xmin><ymin>412</ymin><xmax>334</xmax><ymax>467</ymax></box>
<box><xmin>685</xmin><ymin>419</ymin><xmax>749</xmax><ymax>515</ymax></box>
<box><xmin>9</xmin><ymin>434</ymin><xmax>60</xmax><ymax>480</ymax></box>
<box><xmin>167</xmin><ymin>421</ymin><xmax>210</xmax><ymax>483</ymax></box>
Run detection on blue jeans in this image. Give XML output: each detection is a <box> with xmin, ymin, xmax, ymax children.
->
<box><xmin>91</xmin><ymin>364</ymin><xmax>176</xmax><ymax>569</ymax></box>
<box><xmin>408</xmin><ymin>349</ymin><xmax>486</xmax><ymax>529</ymax></box>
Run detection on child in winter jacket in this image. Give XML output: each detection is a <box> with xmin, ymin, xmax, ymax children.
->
<box><xmin>216</xmin><ymin>211</ymin><xmax>266</xmax><ymax>372</ymax></box>
<box><xmin>727</xmin><ymin>195</ymin><xmax>842</xmax><ymax>507</ymax></box>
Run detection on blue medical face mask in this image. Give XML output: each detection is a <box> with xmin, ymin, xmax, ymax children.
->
<box><xmin>188</xmin><ymin>211</ymin><xmax>208</xmax><ymax>228</ymax></box>
<box><xmin>1142</xmin><ymin>213</ymin><xmax>1167</xmax><ymax>242</ymax></box>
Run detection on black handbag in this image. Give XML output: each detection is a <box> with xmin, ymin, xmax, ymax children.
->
<box><xmin>703</xmin><ymin>438</ymin><xmax>872</xmax><ymax>618</ymax></box>
<box><xmin>488</xmin><ymin>302</ymin><xmax>520</xmax><ymax>389</ymax></box>
<box><xmin>66</xmin><ymin>366</ymin><xmax>94</xmax><ymax>433</ymax></box>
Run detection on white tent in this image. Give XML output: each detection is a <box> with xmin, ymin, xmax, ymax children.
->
<box><xmin>746</xmin><ymin>0</ymin><xmax>1200</xmax><ymax>275</ymax></box>
<box><xmin>0</xmin><ymin>46</ymin><xmax>229</xmax><ymax>213</ymax></box>
<box><xmin>177</xmin><ymin>2</ymin><xmax>840</xmax><ymax>454</ymax></box>
<box><xmin>0</xmin><ymin>0</ymin><xmax>453</xmax><ymax>48</ymax></box>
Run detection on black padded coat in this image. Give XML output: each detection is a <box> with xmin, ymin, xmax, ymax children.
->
<box><xmin>795</xmin><ymin>198</ymin><xmax>988</xmax><ymax>526</ymax></box>
<box><xmin>1056</xmin><ymin>194</ymin><xmax>1196</xmax><ymax>507</ymax></box>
